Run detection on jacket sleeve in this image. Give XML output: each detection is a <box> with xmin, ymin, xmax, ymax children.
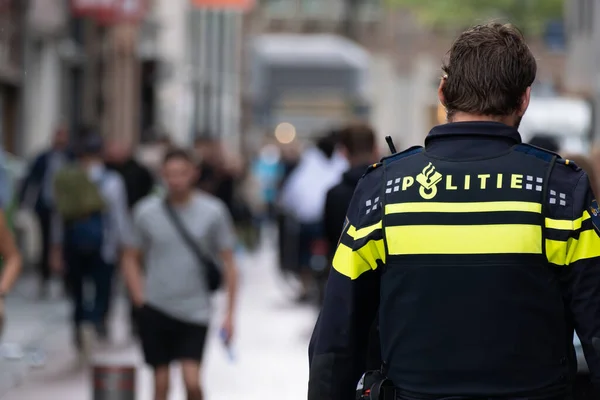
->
<box><xmin>547</xmin><ymin>172</ymin><xmax>600</xmax><ymax>392</ymax></box>
<box><xmin>308</xmin><ymin>166</ymin><xmax>384</xmax><ymax>400</ymax></box>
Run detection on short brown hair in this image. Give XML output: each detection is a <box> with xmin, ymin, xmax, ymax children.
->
<box><xmin>442</xmin><ymin>23</ymin><xmax>537</xmax><ymax>118</ymax></box>
<box><xmin>339</xmin><ymin>123</ymin><xmax>376</xmax><ymax>157</ymax></box>
<box><xmin>163</xmin><ymin>148</ymin><xmax>195</xmax><ymax>165</ymax></box>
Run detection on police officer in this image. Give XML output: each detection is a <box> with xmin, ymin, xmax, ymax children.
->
<box><xmin>308</xmin><ymin>23</ymin><xmax>600</xmax><ymax>400</ymax></box>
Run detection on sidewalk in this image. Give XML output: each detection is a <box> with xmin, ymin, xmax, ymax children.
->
<box><xmin>0</xmin><ymin>241</ymin><xmax>318</xmax><ymax>400</ymax></box>
<box><xmin>0</xmin><ymin>274</ymin><xmax>70</xmax><ymax>397</ymax></box>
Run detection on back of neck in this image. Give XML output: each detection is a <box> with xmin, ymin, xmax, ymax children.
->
<box><xmin>449</xmin><ymin>112</ymin><xmax>515</xmax><ymax>126</ymax></box>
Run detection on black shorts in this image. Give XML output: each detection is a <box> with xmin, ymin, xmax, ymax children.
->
<box><xmin>138</xmin><ymin>305</ymin><xmax>209</xmax><ymax>367</ymax></box>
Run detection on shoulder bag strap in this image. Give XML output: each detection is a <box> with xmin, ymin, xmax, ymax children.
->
<box><xmin>162</xmin><ymin>199</ymin><xmax>212</xmax><ymax>267</ymax></box>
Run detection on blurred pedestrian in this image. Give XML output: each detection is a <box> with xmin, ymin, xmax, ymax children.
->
<box><xmin>121</xmin><ymin>148</ymin><xmax>239</xmax><ymax>400</ymax></box>
<box><xmin>105</xmin><ymin>140</ymin><xmax>155</xmax><ymax>210</ymax></box>
<box><xmin>194</xmin><ymin>135</ymin><xmax>221</xmax><ymax>195</ymax></box>
<box><xmin>136</xmin><ymin>131</ymin><xmax>173</xmax><ymax>179</ymax></box>
<box><xmin>0</xmin><ymin>148</ymin><xmax>15</xmax><ymax>210</ymax></box>
<box><xmin>324</xmin><ymin>124</ymin><xmax>379</xmax><ymax>260</ymax></box>
<box><xmin>590</xmin><ymin>145</ymin><xmax>600</xmax><ymax>192</ymax></box>
<box><xmin>18</xmin><ymin>124</ymin><xmax>73</xmax><ymax>298</ymax></box>
<box><xmin>194</xmin><ymin>136</ymin><xmax>236</xmax><ymax>210</ymax></box>
<box><xmin>252</xmin><ymin>143</ymin><xmax>283</xmax><ymax>221</ymax></box>
<box><xmin>279</xmin><ymin>131</ymin><xmax>348</xmax><ymax>302</ymax></box>
<box><xmin>0</xmin><ymin>209</ymin><xmax>23</xmax><ymax>336</ymax></box>
<box><xmin>276</xmin><ymin>141</ymin><xmax>302</xmax><ymax>275</ymax></box>
<box><xmin>104</xmin><ymin>139</ymin><xmax>155</xmax><ymax>337</ymax></box>
<box><xmin>528</xmin><ymin>134</ymin><xmax>560</xmax><ymax>152</ymax></box>
<box><xmin>51</xmin><ymin>131</ymin><xmax>131</xmax><ymax>359</ymax></box>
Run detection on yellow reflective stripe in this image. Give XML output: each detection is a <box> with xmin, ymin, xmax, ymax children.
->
<box><xmin>347</xmin><ymin>221</ymin><xmax>382</xmax><ymax>240</ymax></box>
<box><xmin>571</xmin><ymin>230</ymin><xmax>600</xmax><ymax>262</ymax></box>
<box><xmin>357</xmin><ymin>239</ymin><xmax>386</xmax><ymax>266</ymax></box>
<box><xmin>546</xmin><ymin>229</ymin><xmax>600</xmax><ymax>266</ymax></box>
<box><xmin>545</xmin><ymin>212</ymin><xmax>590</xmax><ymax>231</ymax></box>
<box><xmin>386</xmin><ymin>224</ymin><xmax>542</xmax><ymax>255</ymax></box>
<box><xmin>332</xmin><ymin>240</ymin><xmax>384</xmax><ymax>280</ymax></box>
<box><xmin>385</xmin><ymin>201</ymin><xmax>541</xmax><ymax>214</ymax></box>
<box><xmin>546</xmin><ymin>239</ymin><xmax>570</xmax><ymax>266</ymax></box>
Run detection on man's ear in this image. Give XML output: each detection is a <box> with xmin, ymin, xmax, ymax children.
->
<box><xmin>518</xmin><ymin>87</ymin><xmax>532</xmax><ymax>117</ymax></box>
<box><xmin>437</xmin><ymin>76</ymin><xmax>447</xmax><ymax>107</ymax></box>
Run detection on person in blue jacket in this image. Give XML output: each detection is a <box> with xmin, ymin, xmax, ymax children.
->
<box><xmin>19</xmin><ymin>125</ymin><xmax>73</xmax><ymax>297</ymax></box>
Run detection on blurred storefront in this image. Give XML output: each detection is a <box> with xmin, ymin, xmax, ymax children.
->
<box><xmin>70</xmin><ymin>0</ymin><xmax>149</xmax><ymax>144</ymax></box>
<box><xmin>153</xmin><ymin>0</ymin><xmax>251</xmax><ymax>147</ymax></box>
<box><xmin>18</xmin><ymin>0</ymin><xmax>151</xmax><ymax>155</ymax></box>
<box><xmin>22</xmin><ymin>0</ymin><xmax>69</xmax><ymax>155</ymax></box>
<box><xmin>564</xmin><ymin>0</ymin><xmax>600</xmax><ymax>141</ymax></box>
<box><xmin>0</xmin><ymin>0</ymin><xmax>24</xmax><ymax>154</ymax></box>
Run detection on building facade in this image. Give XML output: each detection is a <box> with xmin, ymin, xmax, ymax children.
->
<box><xmin>151</xmin><ymin>0</ymin><xmax>247</xmax><ymax>147</ymax></box>
<box><xmin>0</xmin><ymin>0</ymin><xmax>25</xmax><ymax>154</ymax></box>
<box><xmin>564</xmin><ymin>0</ymin><xmax>600</xmax><ymax>140</ymax></box>
<box><xmin>16</xmin><ymin>0</ymin><xmax>151</xmax><ymax>156</ymax></box>
<box><xmin>21</xmin><ymin>0</ymin><xmax>70</xmax><ymax>156</ymax></box>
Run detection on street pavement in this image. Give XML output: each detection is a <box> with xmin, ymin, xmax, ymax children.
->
<box><xmin>0</xmin><ymin>239</ymin><xmax>318</xmax><ymax>400</ymax></box>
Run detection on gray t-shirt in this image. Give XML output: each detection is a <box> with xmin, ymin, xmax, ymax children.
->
<box><xmin>130</xmin><ymin>192</ymin><xmax>235</xmax><ymax>324</ymax></box>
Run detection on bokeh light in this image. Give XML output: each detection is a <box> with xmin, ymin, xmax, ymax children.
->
<box><xmin>274</xmin><ymin>122</ymin><xmax>296</xmax><ymax>144</ymax></box>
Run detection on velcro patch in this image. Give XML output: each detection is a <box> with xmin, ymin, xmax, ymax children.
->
<box><xmin>337</xmin><ymin>217</ymin><xmax>350</xmax><ymax>246</ymax></box>
<box><xmin>589</xmin><ymin>199</ymin><xmax>600</xmax><ymax>235</ymax></box>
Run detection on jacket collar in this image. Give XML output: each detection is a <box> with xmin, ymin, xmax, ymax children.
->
<box><xmin>425</xmin><ymin>121</ymin><xmax>522</xmax><ymax>146</ymax></box>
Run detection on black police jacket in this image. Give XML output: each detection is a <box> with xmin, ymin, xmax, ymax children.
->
<box><xmin>321</xmin><ymin>164</ymin><xmax>383</xmax><ymax>372</ymax></box>
<box><xmin>308</xmin><ymin>122</ymin><xmax>600</xmax><ymax>400</ymax></box>
<box><xmin>323</xmin><ymin>164</ymin><xmax>372</xmax><ymax>255</ymax></box>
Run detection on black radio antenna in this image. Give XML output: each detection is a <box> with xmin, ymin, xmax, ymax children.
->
<box><xmin>385</xmin><ymin>136</ymin><xmax>397</xmax><ymax>154</ymax></box>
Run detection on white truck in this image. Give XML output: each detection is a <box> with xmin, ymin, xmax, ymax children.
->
<box><xmin>520</xmin><ymin>96</ymin><xmax>593</xmax><ymax>154</ymax></box>
<box><xmin>249</xmin><ymin>33</ymin><xmax>371</xmax><ymax>144</ymax></box>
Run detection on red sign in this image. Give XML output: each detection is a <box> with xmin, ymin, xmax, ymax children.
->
<box><xmin>191</xmin><ymin>0</ymin><xmax>254</xmax><ymax>10</ymax></box>
<box><xmin>71</xmin><ymin>0</ymin><xmax>147</xmax><ymax>24</ymax></box>
<box><xmin>71</xmin><ymin>0</ymin><xmax>106</xmax><ymax>17</ymax></box>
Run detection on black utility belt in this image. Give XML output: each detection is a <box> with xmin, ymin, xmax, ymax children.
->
<box><xmin>356</xmin><ymin>371</ymin><xmax>396</xmax><ymax>400</ymax></box>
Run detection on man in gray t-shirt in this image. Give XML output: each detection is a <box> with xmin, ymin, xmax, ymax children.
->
<box><xmin>131</xmin><ymin>191</ymin><xmax>235</xmax><ymax>324</ymax></box>
<box><xmin>122</xmin><ymin>148</ymin><xmax>239</xmax><ymax>400</ymax></box>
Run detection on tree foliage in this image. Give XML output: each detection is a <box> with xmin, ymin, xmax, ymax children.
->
<box><xmin>388</xmin><ymin>0</ymin><xmax>564</xmax><ymax>36</ymax></box>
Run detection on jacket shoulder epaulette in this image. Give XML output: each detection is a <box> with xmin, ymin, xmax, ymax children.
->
<box><xmin>381</xmin><ymin>145</ymin><xmax>424</xmax><ymax>165</ymax></box>
<box><xmin>514</xmin><ymin>143</ymin><xmax>581</xmax><ymax>172</ymax></box>
<box><xmin>555</xmin><ymin>157</ymin><xmax>582</xmax><ymax>172</ymax></box>
<box><xmin>513</xmin><ymin>143</ymin><xmax>561</xmax><ymax>162</ymax></box>
<box><xmin>361</xmin><ymin>145</ymin><xmax>424</xmax><ymax>178</ymax></box>
<box><xmin>362</xmin><ymin>162</ymin><xmax>382</xmax><ymax>178</ymax></box>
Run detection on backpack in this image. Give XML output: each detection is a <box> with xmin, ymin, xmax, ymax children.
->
<box><xmin>54</xmin><ymin>165</ymin><xmax>107</xmax><ymax>254</ymax></box>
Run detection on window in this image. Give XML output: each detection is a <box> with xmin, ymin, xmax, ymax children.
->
<box><xmin>263</xmin><ymin>0</ymin><xmax>296</xmax><ymax>18</ymax></box>
<box><xmin>357</xmin><ymin>0</ymin><xmax>382</xmax><ymax>22</ymax></box>
<box><xmin>301</xmin><ymin>0</ymin><xmax>342</xmax><ymax>20</ymax></box>
<box><xmin>578</xmin><ymin>0</ymin><xmax>586</xmax><ymax>33</ymax></box>
<box><xmin>587</xmin><ymin>0</ymin><xmax>595</xmax><ymax>35</ymax></box>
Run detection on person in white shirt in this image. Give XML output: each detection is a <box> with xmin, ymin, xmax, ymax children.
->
<box><xmin>279</xmin><ymin>132</ymin><xmax>348</xmax><ymax>301</ymax></box>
